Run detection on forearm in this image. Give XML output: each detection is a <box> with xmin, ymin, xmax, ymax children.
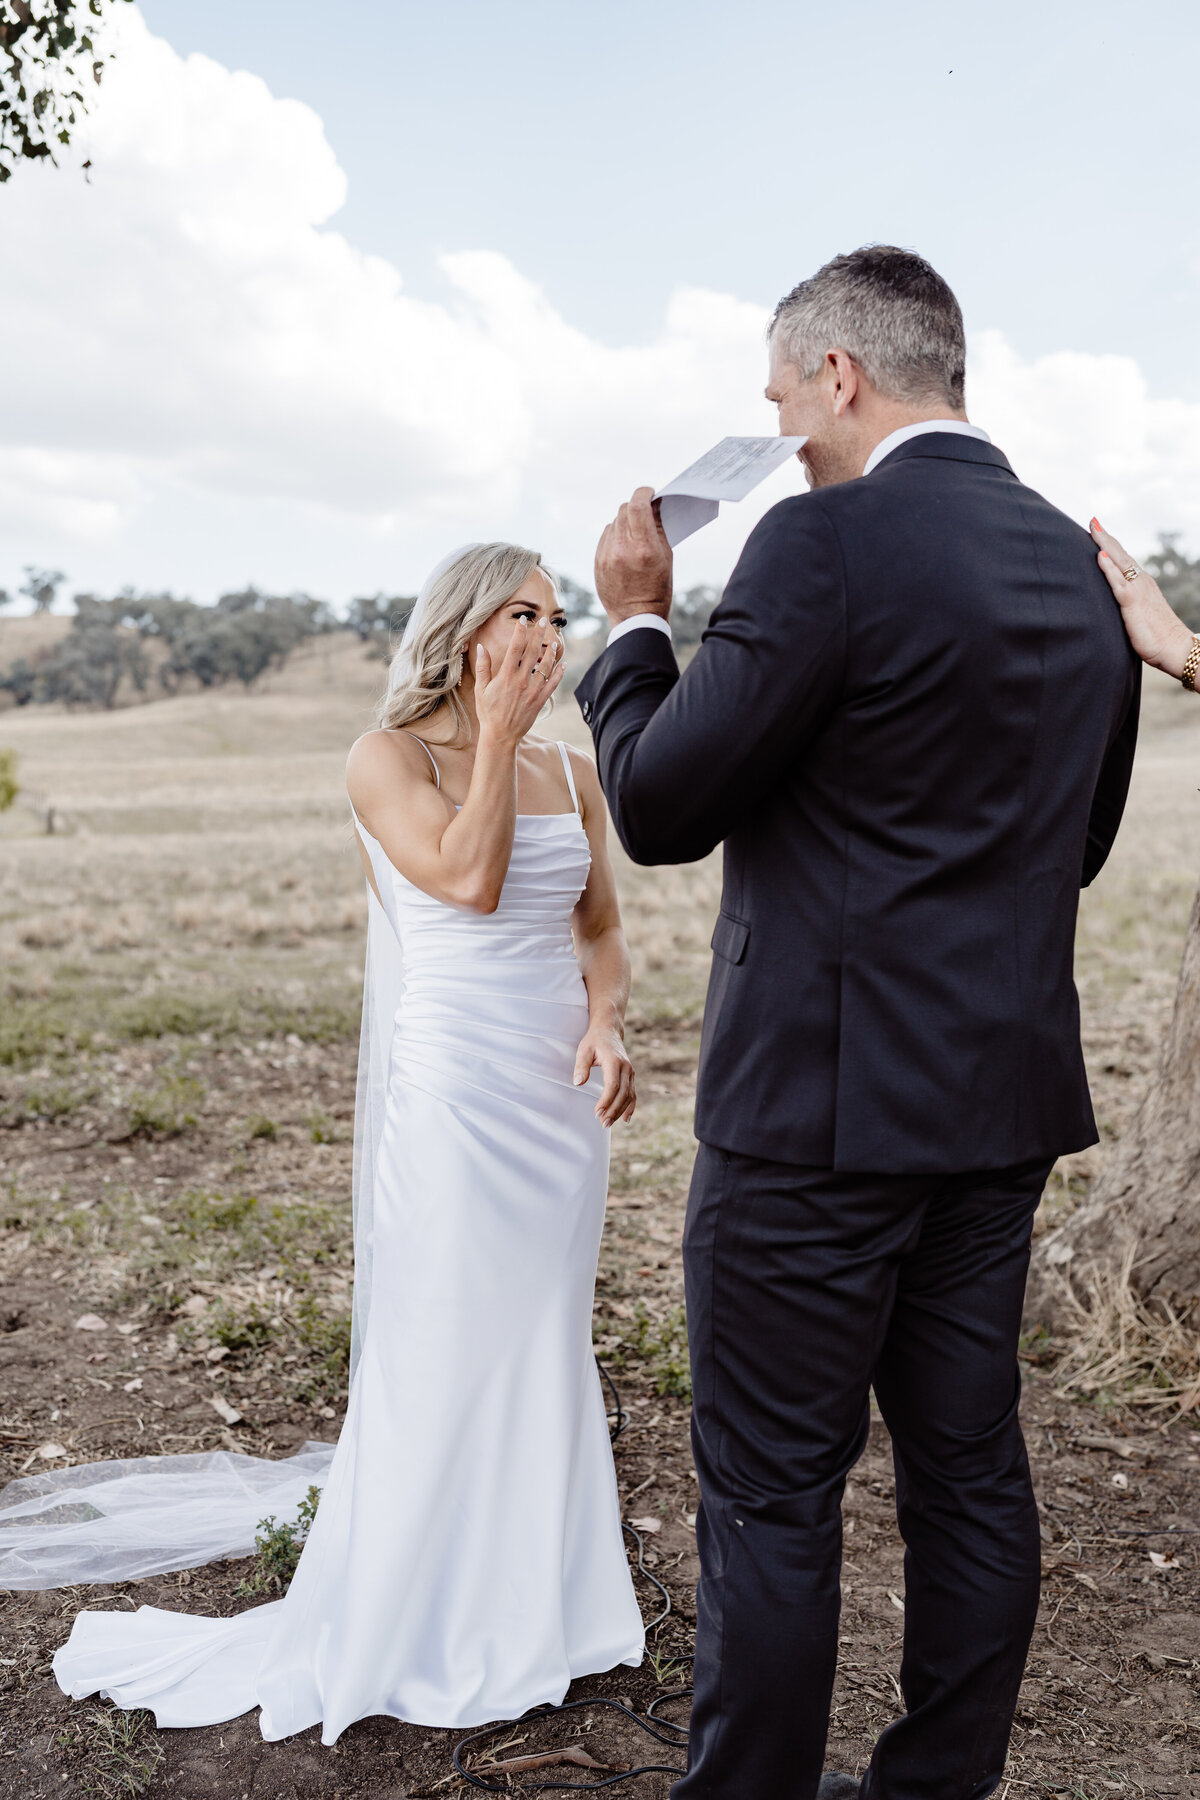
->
<box><xmin>576</xmin><ymin>924</ymin><xmax>631</xmax><ymax>1034</ymax></box>
<box><xmin>580</xmin><ymin>500</ymin><xmax>846</xmax><ymax>866</ymax></box>
<box><xmin>1157</xmin><ymin>619</ymin><xmax>1200</xmax><ymax>685</ymax></box>
<box><xmin>432</xmin><ymin>726</ymin><xmax>519</xmax><ymax>909</ymax></box>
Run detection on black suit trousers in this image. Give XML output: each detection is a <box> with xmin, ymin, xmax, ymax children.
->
<box><xmin>672</xmin><ymin>1147</ymin><xmax>1051</xmax><ymax>1800</ymax></box>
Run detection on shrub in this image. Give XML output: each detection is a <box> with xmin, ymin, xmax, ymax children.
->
<box><xmin>0</xmin><ymin>747</ymin><xmax>17</xmax><ymax>811</ymax></box>
<box><xmin>629</xmin><ymin>1302</ymin><xmax>692</xmax><ymax>1401</ymax></box>
<box><xmin>235</xmin><ymin>1484</ymin><xmax>321</xmax><ymax>1597</ymax></box>
<box><xmin>305</xmin><ymin>1107</ymin><xmax>335</xmax><ymax>1143</ymax></box>
<box><xmin>126</xmin><ymin>1074</ymin><xmax>205</xmax><ymax>1137</ymax></box>
<box><xmin>208</xmin><ymin>1301</ymin><xmax>274</xmax><ymax>1358</ymax></box>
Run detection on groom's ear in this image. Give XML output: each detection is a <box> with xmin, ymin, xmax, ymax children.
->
<box><xmin>827</xmin><ymin>349</ymin><xmax>860</xmax><ymax>416</ymax></box>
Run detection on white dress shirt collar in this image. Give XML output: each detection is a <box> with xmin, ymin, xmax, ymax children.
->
<box><xmin>863</xmin><ymin>418</ymin><xmax>992</xmax><ymax>478</ymax></box>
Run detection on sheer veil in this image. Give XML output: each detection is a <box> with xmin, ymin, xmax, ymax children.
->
<box><xmin>0</xmin><ymin>548</ymin><xmax>479</xmax><ymax>1590</ymax></box>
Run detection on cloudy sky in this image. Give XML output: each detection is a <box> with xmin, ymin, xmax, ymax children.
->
<box><xmin>2</xmin><ymin>0</ymin><xmax>1198</xmax><ymax>608</ymax></box>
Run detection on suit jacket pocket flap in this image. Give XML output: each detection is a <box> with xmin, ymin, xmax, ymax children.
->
<box><xmin>710</xmin><ymin>912</ymin><xmax>750</xmax><ymax>965</ymax></box>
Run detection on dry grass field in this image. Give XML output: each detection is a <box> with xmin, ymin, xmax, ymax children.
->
<box><xmin>1</xmin><ymin>625</ymin><xmax>1199</xmax><ymax>1799</ymax></box>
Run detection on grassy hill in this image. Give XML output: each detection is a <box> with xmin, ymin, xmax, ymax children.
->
<box><xmin>0</xmin><ymin>630</ymin><xmax>721</xmax><ymax>1065</ymax></box>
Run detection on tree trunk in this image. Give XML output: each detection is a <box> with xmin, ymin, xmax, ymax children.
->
<box><xmin>1025</xmin><ymin>881</ymin><xmax>1200</xmax><ymax>1328</ymax></box>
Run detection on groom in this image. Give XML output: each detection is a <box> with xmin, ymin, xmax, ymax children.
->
<box><xmin>576</xmin><ymin>247</ymin><xmax>1140</xmax><ymax>1800</ymax></box>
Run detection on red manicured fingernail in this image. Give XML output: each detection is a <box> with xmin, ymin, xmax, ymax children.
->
<box><xmin>1091</xmin><ymin>517</ymin><xmax>1102</xmax><ymax>531</ymax></box>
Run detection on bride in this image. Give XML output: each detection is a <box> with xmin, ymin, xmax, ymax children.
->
<box><xmin>13</xmin><ymin>542</ymin><xmax>646</xmax><ymax>1742</ymax></box>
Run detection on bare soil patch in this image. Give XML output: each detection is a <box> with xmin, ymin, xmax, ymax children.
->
<box><xmin>3</xmin><ymin>1026</ymin><xmax>1199</xmax><ymax>1800</ymax></box>
<box><xmin>2</xmin><ymin>650</ymin><xmax>1199</xmax><ymax>1797</ymax></box>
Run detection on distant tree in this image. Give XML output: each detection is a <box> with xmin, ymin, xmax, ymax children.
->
<box><xmin>36</xmin><ymin>618</ymin><xmax>144</xmax><ymax>706</ymax></box>
<box><xmin>1142</xmin><ymin>533</ymin><xmax>1200</xmax><ymax>632</ymax></box>
<box><xmin>158</xmin><ymin>589</ymin><xmax>333</xmax><ymax>691</ymax></box>
<box><xmin>20</xmin><ymin>565</ymin><xmax>66</xmax><ymax>612</ymax></box>
<box><xmin>115</xmin><ymin>591</ymin><xmax>203</xmax><ymax>644</ymax></box>
<box><xmin>0</xmin><ymin>0</ymin><xmax>133</xmax><ymax>184</ymax></box>
<box><xmin>551</xmin><ymin>573</ymin><xmax>601</xmax><ymax>634</ymax></box>
<box><xmin>671</xmin><ymin>584</ymin><xmax>722</xmax><ymax>649</ymax></box>
<box><xmin>0</xmin><ymin>587</ymin><xmax>11</xmax><ymax>612</ymax></box>
<box><xmin>0</xmin><ymin>746</ymin><xmax>17</xmax><ymax>810</ymax></box>
<box><xmin>0</xmin><ymin>656</ymin><xmax>37</xmax><ymax>705</ymax></box>
<box><xmin>346</xmin><ymin>593</ymin><xmax>416</xmax><ymax>643</ymax></box>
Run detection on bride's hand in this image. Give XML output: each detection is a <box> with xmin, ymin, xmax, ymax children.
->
<box><xmin>475</xmin><ymin>621</ymin><xmax>565</xmax><ymax>745</ymax></box>
<box><xmin>1090</xmin><ymin>518</ymin><xmax>1197</xmax><ymax>682</ymax></box>
<box><xmin>573</xmin><ymin>1025</ymin><xmax>636</xmax><ymax>1127</ymax></box>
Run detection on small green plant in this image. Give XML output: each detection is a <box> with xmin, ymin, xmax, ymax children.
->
<box><xmin>292</xmin><ymin>1292</ymin><xmax>352</xmax><ymax>1397</ymax></box>
<box><xmin>0</xmin><ymin>747</ymin><xmax>18</xmax><ymax>814</ymax></box>
<box><xmin>126</xmin><ymin>1072</ymin><xmax>204</xmax><ymax>1136</ymax></box>
<box><xmin>629</xmin><ymin>1302</ymin><xmax>692</xmax><ymax>1401</ymax></box>
<box><xmin>57</xmin><ymin>1704</ymin><xmax>164</xmax><ymax>1798</ymax></box>
<box><xmin>177</xmin><ymin>1188</ymin><xmax>258</xmax><ymax>1238</ymax></box>
<box><xmin>647</xmin><ymin>1646</ymin><xmax>691</xmax><ymax>1686</ymax></box>
<box><xmin>245</xmin><ymin>1110</ymin><xmax>278</xmax><ymax>1141</ymax></box>
<box><xmin>21</xmin><ymin>1077</ymin><xmax>98</xmax><ymax>1120</ymax></box>
<box><xmin>235</xmin><ymin>1483</ymin><xmax>321</xmax><ymax>1596</ymax></box>
<box><xmin>208</xmin><ymin>1300</ymin><xmax>274</xmax><ymax>1357</ymax></box>
<box><xmin>305</xmin><ymin>1106</ymin><xmax>335</xmax><ymax>1143</ymax></box>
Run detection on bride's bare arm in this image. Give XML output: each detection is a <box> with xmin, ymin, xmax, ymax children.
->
<box><xmin>346</xmin><ymin>622</ymin><xmax>565</xmax><ymax>912</ymax></box>
<box><xmin>570</xmin><ymin>750</ymin><xmax>636</xmax><ymax>1126</ymax></box>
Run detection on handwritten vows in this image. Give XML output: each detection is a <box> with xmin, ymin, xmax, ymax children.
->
<box><xmin>654</xmin><ymin>435</ymin><xmax>807</xmax><ymax>547</ymax></box>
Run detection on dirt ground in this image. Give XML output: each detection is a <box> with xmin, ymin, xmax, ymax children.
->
<box><xmin>2</xmin><ymin>639</ymin><xmax>1199</xmax><ymax>1797</ymax></box>
<box><xmin>2</xmin><ymin>1021</ymin><xmax>1198</xmax><ymax>1800</ymax></box>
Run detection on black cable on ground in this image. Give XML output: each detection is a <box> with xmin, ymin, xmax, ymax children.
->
<box><xmin>452</xmin><ymin>1698</ymin><xmax>687</xmax><ymax>1793</ymax></box>
<box><xmin>449</xmin><ymin>1362</ymin><xmax>693</xmax><ymax>1792</ymax></box>
<box><xmin>597</xmin><ymin>1359</ymin><xmax>627</xmax><ymax>1441</ymax></box>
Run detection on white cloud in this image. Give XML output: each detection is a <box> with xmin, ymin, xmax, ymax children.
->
<box><xmin>970</xmin><ymin>332</ymin><xmax>1200</xmax><ymax>554</ymax></box>
<box><xmin>0</xmin><ymin>7</ymin><xmax>1197</xmax><ymax>606</ymax></box>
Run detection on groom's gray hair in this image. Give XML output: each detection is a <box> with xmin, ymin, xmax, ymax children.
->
<box><xmin>769</xmin><ymin>246</ymin><xmax>966</xmax><ymax>409</ymax></box>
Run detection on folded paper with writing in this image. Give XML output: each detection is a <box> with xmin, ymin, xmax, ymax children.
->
<box><xmin>654</xmin><ymin>436</ymin><xmax>807</xmax><ymax>547</ymax></box>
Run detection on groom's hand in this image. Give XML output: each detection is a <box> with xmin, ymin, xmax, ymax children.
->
<box><xmin>595</xmin><ymin>486</ymin><xmax>673</xmax><ymax>627</ymax></box>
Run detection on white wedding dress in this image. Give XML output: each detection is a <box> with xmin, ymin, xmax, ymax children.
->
<box><xmin>3</xmin><ymin>738</ymin><xmax>644</xmax><ymax>1742</ymax></box>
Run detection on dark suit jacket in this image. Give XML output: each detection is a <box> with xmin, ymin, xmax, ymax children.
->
<box><xmin>576</xmin><ymin>434</ymin><xmax>1140</xmax><ymax>1173</ymax></box>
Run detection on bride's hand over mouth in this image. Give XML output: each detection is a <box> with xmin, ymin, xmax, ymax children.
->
<box><xmin>474</xmin><ymin>618</ymin><xmax>565</xmax><ymax>745</ymax></box>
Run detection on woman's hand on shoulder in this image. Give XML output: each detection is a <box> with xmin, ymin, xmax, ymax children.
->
<box><xmin>573</xmin><ymin>1023</ymin><xmax>636</xmax><ymax>1127</ymax></box>
<box><xmin>1090</xmin><ymin>519</ymin><xmax>1197</xmax><ymax>682</ymax></box>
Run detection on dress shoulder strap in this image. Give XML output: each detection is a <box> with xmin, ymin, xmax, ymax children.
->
<box><xmin>407</xmin><ymin>734</ymin><xmax>441</xmax><ymax>790</ymax></box>
<box><xmin>556</xmin><ymin>741</ymin><xmax>580</xmax><ymax>815</ymax></box>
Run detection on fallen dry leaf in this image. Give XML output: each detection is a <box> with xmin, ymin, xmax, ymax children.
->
<box><xmin>37</xmin><ymin>1443</ymin><xmax>68</xmax><ymax>1459</ymax></box>
<box><xmin>73</xmin><ymin>1314</ymin><xmax>106</xmax><ymax>1332</ymax></box>
<box><xmin>122</xmin><ymin>1378</ymin><xmax>143</xmax><ymax>1393</ymax></box>
<box><xmin>1148</xmin><ymin>1550</ymin><xmax>1179</xmax><ymax>1569</ymax></box>
<box><xmin>207</xmin><ymin>1394</ymin><xmax>242</xmax><ymax>1425</ymax></box>
<box><xmin>888</xmin><ymin>1590</ymin><xmax>905</xmax><ymax>1611</ymax></box>
<box><xmin>629</xmin><ymin>1515</ymin><xmax>662</xmax><ymax>1534</ymax></box>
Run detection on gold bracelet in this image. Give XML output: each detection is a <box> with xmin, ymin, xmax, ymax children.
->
<box><xmin>1183</xmin><ymin>635</ymin><xmax>1200</xmax><ymax>692</ymax></box>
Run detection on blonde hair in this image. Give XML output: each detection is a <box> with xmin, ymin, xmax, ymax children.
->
<box><xmin>377</xmin><ymin>542</ymin><xmax>557</xmax><ymax>737</ymax></box>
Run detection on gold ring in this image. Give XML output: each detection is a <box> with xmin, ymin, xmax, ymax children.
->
<box><xmin>1123</xmin><ymin>564</ymin><xmax>1140</xmax><ymax>581</ymax></box>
